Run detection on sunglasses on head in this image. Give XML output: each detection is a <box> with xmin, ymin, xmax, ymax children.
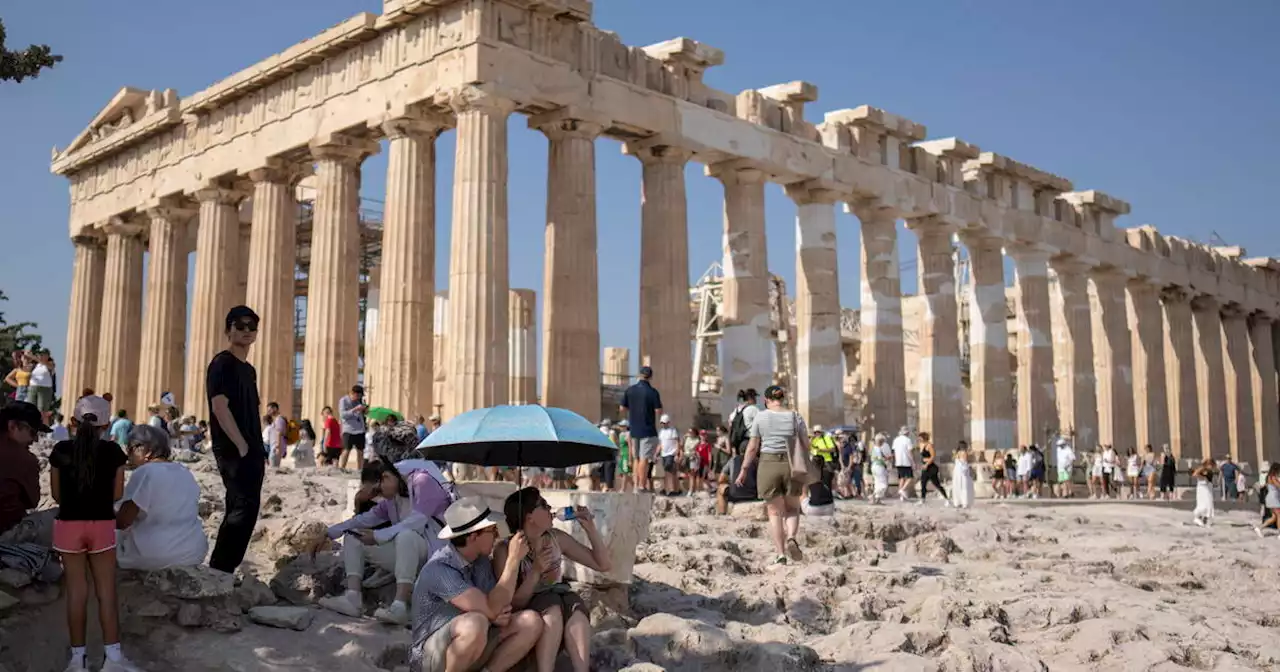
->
<box><xmin>233</xmin><ymin>321</ymin><xmax>259</xmax><ymax>332</ymax></box>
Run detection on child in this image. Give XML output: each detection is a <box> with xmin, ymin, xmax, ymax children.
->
<box><xmin>1192</xmin><ymin>458</ymin><xmax>1217</xmax><ymax>527</ymax></box>
<box><xmin>694</xmin><ymin>430</ymin><xmax>714</xmax><ymax>494</ymax></box>
<box><xmin>950</xmin><ymin>449</ymin><xmax>975</xmax><ymax>509</ymax></box>
<box><xmin>292</xmin><ymin>419</ymin><xmax>316</xmax><ymax>468</ymax></box>
<box><xmin>50</xmin><ymin>395</ymin><xmax>138</xmax><ymax>672</ymax></box>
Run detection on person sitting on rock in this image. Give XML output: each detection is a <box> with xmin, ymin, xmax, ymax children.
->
<box><xmin>115</xmin><ymin>425</ymin><xmax>208</xmax><ymax>570</ymax></box>
<box><xmin>409</xmin><ymin>497</ymin><xmax>543</xmax><ymax>672</ymax></box>
<box><xmin>495</xmin><ymin>487</ymin><xmax>612</xmax><ymax>672</ymax></box>
<box><xmin>0</xmin><ymin>401</ymin><xmax>51</xmax><ymax>546</ymax></box>
<box><xmin>320</xmin><ymin>460</ymin><xmax>434</xmax><ymax>625</ymax></box>
<box><xmin>800</xmin><ymin>456</ymin><xmax>836</xmax><ymax>517</ymax></box>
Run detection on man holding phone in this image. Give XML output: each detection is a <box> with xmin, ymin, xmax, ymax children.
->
<box><xmin>338</xmin><ymin>385</ymin><xmax>368</xmax><ymax>470</ymax></box>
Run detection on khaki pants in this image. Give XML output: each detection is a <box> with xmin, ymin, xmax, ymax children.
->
<box><xmin>343</xmin><ymin>530</ymin><xmax>429</xmax><ymax>584</ymax></box>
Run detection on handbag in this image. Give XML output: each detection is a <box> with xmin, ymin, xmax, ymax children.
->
<box><xmin>788</xmin><ymin>412</ymin><xmax>820</xmax><ymax>485</ymax></box>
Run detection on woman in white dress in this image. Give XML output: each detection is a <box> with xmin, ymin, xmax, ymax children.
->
<box><xmin>1192</xmin><ymin>459</ymin><xmax>1217</xmax><ymax>527</ymax></box>
<box><xmin>1088</xmin><ymin>452</ymin><xmax>1104</xmax><ymax>498</ymax></box>
<box><xmin>950</xmin><ymin>449</ymin><xmax>974</xmax><ymax>509</ymax></box>
<box><xmin>870</xmin><ymin>433</ymin><xmax>892</xmax><ymax>504</ymax></box>
<box><xmin>290</xmin><ymin>419</ymin><xmax>316</xmax><ymax>468</ymax></box>
<box><xmin>1126</xmin><ymin>451</ymin><xmax>1142</xmax><ymax>499</ymax></box>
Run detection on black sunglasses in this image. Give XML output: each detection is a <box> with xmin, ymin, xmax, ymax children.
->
<box><xmin>232</xmin><ymin>321</ymin><xmax>259</xmax><ymax>332</ymax></box>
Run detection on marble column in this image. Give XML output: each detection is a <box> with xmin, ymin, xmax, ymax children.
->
<box><xmin>185</xmin><ymin>186</ymin><xmax>244</xmax><ymax>419</ymax></box>
<box><xmin>233</xmin><ymin>217</ymin><xmax>252</xmax><ymax>306</ymax></box>
<box><xmin>790</xmin><ymin>183</ymin><xmax>844</xmax><ymax>429</ymax></box>
<box><xmin>603</xmin><ymin>347</ymin><xmax>631</xmax><ymax>386</ymax></box>
<box><xmin>301</xmin><ymin>136</ymin><xmax>376</xmax><ymax>424</ymax></box>
<box><xmin>1249</xmin><ymin>315</ymin><xmax>1280</xmax><ymax>464</ymax></box>
<box><xmin>626</xmin><ymin>142</ymin><xmax>694</xmax><ymax>432</ymax></box>
<box><xmin>906</xmin><ymin>217</ymin><xmax>961</xmax><ymax>446</ymax></box>
<box><xmin>1221</xmin><ymin>306</ymin><xmax>1256</xmax><ymax>463</ymax></box>
<box><xmin>711</xmin><ymin>161</ymin><xmax>773</xmax><ymax>416</ymax></box>
<box><xmin>446</xmin><ymin>90</ymin><xmax>514</xmax><ymax>416</ymax></box>
<box><xmin>245</xmin><ymin>165</ymin><xmax>300</xmax><ymax>415</ymax></box>
<box><xmin>509</xmin><ymin>288</ymin><xmax>537</xmax><ymax>406</ymax></box>
<box><xmin>97</xmin><ymin>219</ymin><xmax>145</xmax><ymax>412</ymax></box>
<box><xmin>1011</xmin><ymin>247</ymin><xmax>1058</xmax><ymax>449</ymax></box>
<box><xmin>1090</xmin><ymin>269</ymin><xmax>1136</xmax><ymax>451</ymax></box>
<box><xmin>1162</xmin><ymin>287</ymin><xmax>1201</xmax><ymax>461</ymax></box>
<box><xmin>1127</xmin><ymin>279</ymin><xmax>1169</xmax><ymax>451</ymax></box>
<box><xmin>63</xmin><ymin>235</ymin><xmax>106</xmax><ymax>406</ymax></box>
<box><xmin>433</xmin><ymin>292</ymin><xmax>448</xmax><ymax>415</ymax></box>
<box><xmin>536</xmin><ymin>115</ymin><xmax>603</xmax><ymax>419</ymax></box>
<box><xmin>137</xmin><ymin>204</ymin><xmax>194</xmax><ymax>414</ymax></box>
<box><xmin>962</xmin><ymin>232</ymin><xmax>1014</xmax><ymax>453</ymax></box>
<box><xmin>371</xmin><ymin>116</ymin><xmax>446</xmax><ymax>418</ymax></box>
<box><xmin>1192</xmin><ymin>296</ymin><xmax>1228</xmax><ymax>461</ymax></box>
<box><xmin>1049</xmin><ymin>260</ymin><xmax>1099</xmax><ymax>452</ymax></box>
<box><xmin>853</xmin><ymin>203</ymin><xmax>906</xmax><ymax>436</ymax></box>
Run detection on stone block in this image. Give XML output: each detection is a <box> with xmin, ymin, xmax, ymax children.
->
<box><xmin>135</xmin><ymin>565</ymin><xmax>234</xmax><ymax>600</ymax></box>
<box><xmin>249</xmin><ymin>605</ymin><xmax>314</xmax><ymax>631</ymax></box>
<box><xmin>177</xmin><ymin>603</ymin><xmax>202</xmax><ymax>627</ymax></box>
<box><xmin>542</xmin><ymin>491</ymin><xmax>654</xmax><ymax>585</ymax></box>
<box><xmin>728</xmin><ymin>501</ymin><xmax>767</xmax><ymax>521</ymax></box>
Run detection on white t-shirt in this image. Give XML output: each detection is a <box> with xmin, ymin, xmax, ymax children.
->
<box><xmin>1056</xmin><ymin>446</ymin><xmax>1075</xmax><ymax>469</ymax></box>
<box><xmin>658</xmin><ymin>427</ymin><xmax>679</xmax><ymax>457</ymax></box>
<box><xmin>1016</xmin><ymin>452</ymin><xmax>1032</xmax><ymax>477</ymax></box>
<box><xmin>116</xmin><ymin>462</ymin><xmax>208</xmax><ymax>569</ymax></box>
<box><xmin>891</xmin><ymin>435</ymin><xmax>913</xmax><ymax>467</ymax></box>
<box><xmin>1102</xmin><ymin>449</ymin><xmax>1117</xmax><ymax>472</ymax></box>
<box><xmin>28</xmin><ymin>363</ymin><xmax>52</xmax><ymax>388</ymax></box>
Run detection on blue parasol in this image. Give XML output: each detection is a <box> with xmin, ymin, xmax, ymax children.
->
<box><xmin>418</xmin><ymin>405</ymin><xmax>617</xmax><ymax>470</ymax></box>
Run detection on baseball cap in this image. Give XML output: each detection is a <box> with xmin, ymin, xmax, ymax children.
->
<box><xmin>0</xmin><ymin>401</ymin><xmax>51</xmax><ymax>433</ymax></box>
<box><xmin>639</xmin><ymin>366</ymin><xmax>653</xmax><ymax>378</ymax></box>
<box><xmin>225</xmin><ymin>305</ymin><xmax>260</xmax><ymax>331</ymax></box>
<box><xmin>74</xmin><ymin>395</ymin><xmax>113</xmax><ymax>427</ymax></box>
<box><xmin>660</xmin><ymin>414</ymin><xmax>670</xmax><ymax>423</ymax></box>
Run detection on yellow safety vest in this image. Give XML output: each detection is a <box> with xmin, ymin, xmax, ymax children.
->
<box><xmin>810</xmin><ymin>435</ymin><xmax>837</xmax><ymax>462</ymax></box>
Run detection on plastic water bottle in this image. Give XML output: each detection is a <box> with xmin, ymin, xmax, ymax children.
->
<box><xmin>554</xmin><ymin>506</ymin><xmax>577</xmax><ymax>522</ymax></box>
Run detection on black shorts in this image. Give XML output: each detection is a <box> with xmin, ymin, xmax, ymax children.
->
<box><xmin>662</xmin><ymin>455</ymin><xmax>677</xmax><ymax>473</ymax></box>
<box><xmin>323</xmin><ymin>447</ymin><xmax>343</xmax><ymax>464</ymax></box>
<box><xmin>896</xmin><ymin>466</ymin><xmax>913</xmax><ymax>480</ymax></box>
<box><xmin>342</xmin><ymin>433</ymin><xmax>366</xmax><ymax>451</ymax></box>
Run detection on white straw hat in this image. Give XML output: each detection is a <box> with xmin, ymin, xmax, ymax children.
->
<box><xmin>437</xmin><ymin>497</ymin><xmax>506</xmax><ymax>540</ymax></box>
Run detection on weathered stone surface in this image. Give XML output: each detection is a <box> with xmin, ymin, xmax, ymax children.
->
<box><xmin>249</xmin><ymin>605</ymin><xmax>314</xmax><ymax>631</ymax></box>
<box><xmin>176</xmin><ymin>603</ymin><xmax>203</xmax><ymax>627</ymax></box>
<box><xmin>136</xmin><ymin>566</ymin><xmax>234</xmax><ymax>600</ymax></box>
<box><xmin>0</xmin><ymin>568</ymin><xmax>31</xmax><ymax>590</ymax></box>
<box><xmin>269</xmin><ymin>518</ymin><xmax>332</xmax><ymax>559</ymax></box>
<box><xmin>543</xmin><ymin>491</ymin><xmax>654</xmax><ymax>585</ymax></box>
<box><xmin>269</xmin><ymin>552</ymin><xmax>345</xmax><ymax>606</ymax></box>
<box><xmin>0</xmin><ymin>591</ymin><xmax>19</xmax><ymax>612</ymax></box>
<box><xmin>235</xmin><ymin>572</ymin><xmax>277</xmax><ymax>610</ymax></box>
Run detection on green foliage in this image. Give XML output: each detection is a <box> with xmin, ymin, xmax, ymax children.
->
<box><xmin>0</xmin><ymin>289</ymin><xmax>44</xmax><ymax>363</ymax></box>
<box><xmin>0</xmin><ymin>18</ymin><xmax>61</xmax><ymax>83</ymax></box>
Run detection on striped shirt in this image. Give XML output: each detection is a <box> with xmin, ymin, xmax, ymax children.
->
<box><xmin>410</xmin><ymin>545</ymin><xmax>497</xmax><ymax>669</ymax></box>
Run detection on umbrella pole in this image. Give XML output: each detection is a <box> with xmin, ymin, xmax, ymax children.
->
<box><xmin>517</xmin><ymin>445</ymin><xmax>523</xmax><ymax>489</ymax></box>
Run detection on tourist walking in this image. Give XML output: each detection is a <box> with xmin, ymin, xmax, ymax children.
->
<box><xmin>1158</xmin><ymin>447</ymin><xmax>1177</xmax><ymax>501</ymax></box>
<box><xmin>1101</xmin><ymin>445</ymin><xmax>1118</xmax><ymax>498</ymax></box>
<box><xmin>1003</xmin><ymin>451</ymin><xmax>1018</xmax><ymax>498</ymax></box>
<box><xmin>892</xmin><ymin>427</ymin><xmax>915</xmax><ymax>502</ymax></box>
<box><xmin>1192</xmin><ymin>458</ymin><xmax>1217</xmax><ymax>527</ymax></box>
<box><xmin>1126</xmin><ymin>450</ymin><xmax>1142</xmax><ymax>499</ymax></box>
<box><xmin>50</xmin><ymin>395</ymin><xmax>139</xmax><ymax>672</ymax></box>
<box><xmin>950</xmin><ymin>448</ymin><xmax>974</xmax><ymax>509</ymax></box>
<box><xmin>990</xmin><ymin>450</ymin><xmax>1006</xmax><ymax>499</ymax></box>
<box><xmin>917</xmin><ymin>432</ymin><xmax>948</xmax><ymax>504</ymax></box>
<box><xmin>619</xmin><ymin>366</ymin><xmax>663</xmax><ymax>493</ymax></box>
<box><xmin>1142</xmin><ymin>445</ymin><xmax>1158</xmax><ymax>499</ymax></box>
<box><xmin>338</xmin><ymin>385</ymin><xmax>368</xmax><ymax>471</ymax></box>
<box><xmin>1221</xmin><ymin>456</ymin><xmax>1240</xmax><ymax>502</ymax></box>
<box><xmin>869</xmin><ymin>432</ymin><xmax>892</xmax><ymax>504</ymax></box>
<box><xmin>264</xmin><ymin>401</ymin><xmax>287</xmax><ymax>468</ymax></box>
<box><xmin>206</xmin><ymin>306</ymin><xmax>267</xmax><ymax>574</ymax></box>
<box><xmin>657</xmin><ymin>415</ymin><xmax>680</xmax><ymax>496</ymax></box>
<box><xmin>26</xmin><ymin>350</ymin><xmax>55</xmax><ymax>413</ymax></box>
<box><xmin>734</xmin><ymin>385</ymin><xmax>809</xmax><ymax>565</ymax></box>
<box><xmin>1253</xmin><ymin>463</ymin><xmax>1280</xmax><ymax>538</ymax></box>
<box><xmin>320</xmin><ymin>406</ymin><xmax>342</xmax><ymax>465</ymax></box>
<box><xmin>115</xmin><ymin>425</ymin><xmax>208</xmax><ymax>570</ymax></box>
<box><xmin>1055</xmin><ymin>439</ymin><xmax>1076</xmax><ymax>498</ymax></box>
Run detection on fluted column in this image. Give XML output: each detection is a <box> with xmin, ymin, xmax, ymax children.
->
<box><xmin>185</xmin><ymin>186</ymin><xmax>245</xmax><ymax>419</ymax></box>
<box><xmin>603</xmin><ymin>347</ymin><xmax>631</xmax><ymax>386</ymax></box>
<box><xmin>509</xmin><ymin>288</ymin><xmax>537</xmax><ymax>405</ymax></box>
<box><xmin>1222</xmin><ymin>305</ymin><xmax>1256</xmax><ymax>463</ymax></box>
<box><xmin>233</xmin><ymin>216</ymin><xmax>251</xmax><ymax>306</ymax></box>
<box><xmin>97</xmin><ymin>219</ymin><xmax>145</xmax><ymax>411</ymax></box>
<box><xmin>433</xmin><ymin>292</ymin><xmax>449</xmax><ymax>415</ymax></box>
<box><xmin>789</xmin><ymin>182</ymin><xmax>844</xmax><ymax>428</ymax></box>
<box><xmin>1162</xmin><ymin>287</ymin><xmax>1201</xmax><ymax>461</ymax></box>
<box><xmin>1192</xmin><ymin>296</ymin><xmax>1228</xmax><ymax>460</ymax></box>
<box><xmin>1010</xmin><ymin>247</ymin><xmax>1057</xmax><ymax>449</ymax></box>
<box><xmin>625</xmin><ymin>141</ymin><xmax>693</xmax><ymax>431</ymax></box>
<box><xmin>1127</xmin><ymin>279</ymin><xmax>1169</xmax><ymax>450</ymax></box>
<box><xmin>711</xmin><ymin>161</ymin><xmax>773</xmax><ymax>415</ymax></box>
<box><xmin>852</xmin><ymin>203</ymin><xmax>906</xmax><ymax>435</ymax></box>
<box><xmin>137</xmin><ymin>203</ymin><xmax>195</xmax><ymax>414</ymax></box>
<box><xmin>962</xmin><ymin>232</ymin><xmax>1013</xmax><ymax>453</ymax></box>
<box><xmin>1091</xmin><ymin>269</ymin><xmax>1137</xmax><ymax>451</ymax></box>
<box><xmin>370</xmin><ymin>115</ymin><xmax>447</xmax><ymax>418</ymax></box>
<box><xmin>245</xmin><ymin>165</ymin><xmax>301</xmax><ymax>414</ymax></box>
<box><xmin>301</xmin><ymin>136</ymin><xmax>377</xmax><ymax>424</ymax></box>
<box><xmin>1049</xmin><ymin>260</ymin><xmax>1099</xmax><ymax>451</ymax></box>
<box><xmin>446</xmin><ymin>90</ymin><xmax>514</xmax><ymax>417</ymax></box>
<box><xmin>1249</xmin><ymin>315</ymin><xmax>1279</xmax><ymax>464</ymax></box>
<box><xmin>63</xmin><ymin>235</ymin><xmax>106</xmax><ymax>404</ymax></box>
<box><xmin>535</xmin><ymin>114</ymin><xmax>603</xmax><ymax>419</ymax></box>
<box><xmin>906</xmin><ymin>217</ymin><xmax>961</xmax><ymax>446</ymax></box>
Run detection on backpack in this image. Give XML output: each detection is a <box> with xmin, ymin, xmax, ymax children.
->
<box><xmin>285</xmin><ymin>418</ymin><xmax>301</xmax><ymax>445</ymax></box>
<box><xmin>729</xmin><ymin>406</ymin><xmax>750</xmax><ymax>453</ymax></box>
<box><xmin>1031</xmin><ymin>450</ymin><xmax>1045</xmax><ymax>470</ymax></box>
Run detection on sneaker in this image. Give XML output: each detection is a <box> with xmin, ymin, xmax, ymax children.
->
<box><xmin>318</xmin><ymin>593</ymin><xmax>363</xmax><ymax>618</ymax></box>
<box><xmin>102</xmin><ymin>657</ymin><xmax>144</xmax><ymax>672</ymax></box>
<box><xmin>1255</xmin><ymin>526</ymin><xmax>1265</xmax><ymax>538</ymax></box>
<box><xmin>1193</xmin><ymin>518</ymin><xmax>1205</xmax><ymax>527</ymax></box>
<box><xmin>773</xmin><ymin>555</ymin><xmax>788</xmax><ymax>565</ymax></box>
<box><xmin>786</xmin><ymin>537</ymin><xmax>804</xmax><ymax>562</ymax></box>
<box><xmin>374</xmin><ymin>602</ymin><xmax>410</xmax><ymax>626</ymax></box>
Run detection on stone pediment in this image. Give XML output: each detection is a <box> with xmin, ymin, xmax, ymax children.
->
<box><xmin>54</xmin><ymin>87</ymin><xmax>179</xmax><ymax>161</ymax></box>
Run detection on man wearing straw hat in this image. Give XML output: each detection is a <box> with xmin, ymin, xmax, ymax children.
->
<box><xmin>409</xmin><ymin>497</ymin><xmax>543</xmax><ymax>672</ymax></box>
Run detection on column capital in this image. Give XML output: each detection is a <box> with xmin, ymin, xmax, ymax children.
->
<box><xmin>242</xmin><ymin>157</ymin><xmax>312</xmax><ymax>185</ymax></box>
<box><xmin>705</xmin><ymin>158</ymin><xmax>767</xmax><ymax>185</ymax></box>
<box><xmin>785</xmin><ymin>179</ymin><xmax>843</xmax><ymax>205</ymax></box>
<box><xmin>441</xmin><ymin>85</ymin><xmax>517</xmax><ymax>117</ymax></box>
<box><xmin>1191</xmin><ymin>294</ymin><xmax>1221</xmax><ymax>312</ymax></box>
<box><xmin>193</xmin><ymin>184</ymin><xmax>248</xmax><ymax>205</ymax></box>
<box><xmin>904</xmin><ymin>214</ymin><xmax>960</xmax><ymax>235</ymax></box>
<box><xmin>1047</xmin><ymin>256</ymin><xmax>1093</xmax><ymax>276</ymax></box>
<box><xmin>144</xmin><ymin>203</ymin><xmax>197</xmax><ymax>225</ymax></box>
<box><xmin>844</xmin><ymin>197</ymin><xmax>898</xmax><ymax>224</ymax></box>
<box><xmin>381</xmin><ymin>111</ymin><xmax>453</xmax><ymax>141</ymax></box>
<box><xmin>1221</xmin><ymin>302</ymin><xmax>1248</xmax><ymax>320</ymax></box>
<box><xmin>622</xmin><ymin>138</ymin><xmax>693</xmax><ymax>165</ymax></box>
<box><xmin>309</xmin><ymin>133</ymin><xmax>380</xmax><ymax>164</ymax></box>
<box><xmin>1249</xmin><ymin>312</ymin><xmax>1275</xmax><ymax>327</ymax></box>
<box><xmin>1159</xmin><ymin>285</ymin><xmax>1193</xmax><ymax>305</ymax></box>
<box><xmin>528</xmin><ymin>107</ymin><xmax>607</xmax><ymax>140</ymax></box>
<box><xmin>102</xmin><ymin>215</ymin><xmax>145</xmax><ymax>238</ymax></box>
<box><xmin>1087</xmin><ymin>265</ymin><xmax>1132</xmax><ymax>283</ymax></box>
<box><xmin>956</xmin><ymin>229</ymin><xmax>1004</xmax><ymax>251</ymax></box>
<box><xmin>71</xmin><ymin>232</ymin><xmax>105</xmax><ymax>248</ymax></box>
<box><xmin>1006</xmin><ymin>242</ymin><xmax>1055</xmax><ymax>263</ymax></box>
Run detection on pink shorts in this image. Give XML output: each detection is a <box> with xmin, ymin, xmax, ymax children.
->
<box><xmin>52</xmin><ymin>519</ymin><xmax>117</xmax><ymax>554</ymax></box>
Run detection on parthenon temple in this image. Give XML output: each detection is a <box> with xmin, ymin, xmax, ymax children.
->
<box><xmin>52</xmin><ymin>0</ymin><xmax>1280</xmax><ymax>469</ymax></box>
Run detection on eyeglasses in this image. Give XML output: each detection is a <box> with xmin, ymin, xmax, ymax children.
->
<box><xmin>232</xmin><ymin>322</ymin><xmax>259</xmax><ymax>332</ymax></box>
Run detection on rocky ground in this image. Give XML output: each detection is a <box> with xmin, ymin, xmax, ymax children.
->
<box><xmin>3</xmin><ymin>445</ymin><xmax>1279</xmax><ymax>671</ymax></box>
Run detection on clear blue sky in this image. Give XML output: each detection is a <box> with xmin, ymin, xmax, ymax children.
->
<box><xmin>2</xmin><ymin>0</ymin><xmax>1278</xmax><ymax>378</ymax></box>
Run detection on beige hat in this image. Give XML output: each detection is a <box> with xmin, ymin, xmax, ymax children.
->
<box><xmin>660</xmin><ymin>414</ymin><xmax>671</xmax><ymax>424</ymax></box>
<box><xmin>437</xmin><ymin>497</ymin><xmax>506</xmax><ymax>540</ymax></box>
<box><xmin>74</xmin><ymin>395</ymin><xmax>112</xmax><ymax>427</ymax></box>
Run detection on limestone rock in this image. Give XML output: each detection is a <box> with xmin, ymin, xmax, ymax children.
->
<box><xmin>628</xmin><ymin>614</ymin><xmax>733</xmax><ymax>668</ymax></box>
<box><xmin>134</xmin><ymin>600</ymin><xmax>172</xmax><ymax>618</ymax></box>
<box><xmin>619</xmin><ymin>665</ymin><xmax>667</xmax><ymax>672</ymax></box>
<box><xmin>249</xmin><ymin>605</ymin><xmax>314</xmax><ymax>631</ymax></box>
<box><xmin>270</xmin><ymin>552</ymin><xmax>345</xmax><ymax>606</ymax></box>
<box><xmin>235</xmin><ymin>572</ymin><xmax>277</xmax><ymax>610</ymax></box>
<box><xmin>136</xmin><ymin>565</ymin><xmax>234</xmax><ymax>599</ymax></box>
<box><xmin>0</xmin><ymin>591</ymin><xmax>18</xmax><ymax>612</ymax></box>
<box><xmin>269</xmin><ymin>518</ymin><xmax>332</xmax><ymax>559</ymax></box>
<box><xmin>177</xmin><ymin>603</ymin><xmax>202</xmax><ymax>627</ymax></box>
<box><xmin>0</xmin><ymin>568</ymin><xmax>31</xmax><ymax>590</ymax></box>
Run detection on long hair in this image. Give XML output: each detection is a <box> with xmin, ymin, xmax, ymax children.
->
<box><xmin>68</xmin><ymin>413</ymin><xmax>101</xmax><ymax>495</ymax></box>
<box><xmin>364</xmin><ymin>461</ymin><xmax>410</xmax><ymax>498</ymax></box>
<box><xmin>300</xmin><ymin>419</ymin><xmax>316</xmax><ymax>441</ymax></box>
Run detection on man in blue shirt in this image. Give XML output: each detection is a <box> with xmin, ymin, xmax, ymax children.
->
<box><xmin>108</xmin><ymin>410</ymin><xmax>133</xmax><ymax>447</ymax></box>
<box><xmin>620</xmin><ymin>366</ymin><xmax>663</xmax><ymax>493</ymax></box>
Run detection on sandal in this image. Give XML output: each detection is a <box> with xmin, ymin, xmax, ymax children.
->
<box><xmin>773</xmin><ymin>555</ymin><xmax>788</xmax><ymax>565</ymax></box>
<box><xmin>786</xmin><ymin>537</ymin><xmax>804</xmax><ymax>562</ymax></box>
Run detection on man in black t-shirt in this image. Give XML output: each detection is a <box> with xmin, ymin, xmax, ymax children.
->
<box><xmin>206</xmin><ymin>305</ymin><xmax>265</xmax><ymax>574</ymax></box>
<box><xmin>620</xmin><ymin>366</ymin><xmax>663</xmax><ymax>493</ymax></box>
